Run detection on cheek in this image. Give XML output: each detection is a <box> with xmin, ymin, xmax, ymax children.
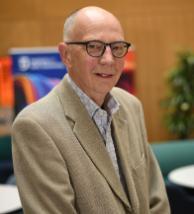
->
<box><xmin>119</xmin><ymin>59</ymin><xmax>125</xmax><ymax>68</ymax></box>
<box><xmin>116</xmin><ymin>60</ymin><xmax>125</xmax><ymax>74</ymax></box>
<box><xmin>76</xmin><ymin>58</ymin><xmax>97</xmax><ymax>83</ymax></box>
<box><xmin>81</xmin><ymin>57</ymin><xmax>98</xmax><ymax>74</ymax></box>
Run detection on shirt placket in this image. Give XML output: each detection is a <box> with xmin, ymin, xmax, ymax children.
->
<box><xmin>105</xmin><ymin>119</ymin><xmax>120</xmax><ymax>179</ymax></box>
<box><xmin>94</xmin><ymin>110</ymin><xmax>120</xmax><ymax>179</ymax></box>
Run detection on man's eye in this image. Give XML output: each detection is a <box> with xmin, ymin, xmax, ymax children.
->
<box><xmin>112</xmin><ymin>46</ymin><xmax>122</xmax><ymax>52</ymax></box>
<box><xmin>88</xmin><ymin>43</ymin><xmax>103</xmax><ymax>49</ymax></box>
<box><xmin>112</xmin><ymin>46</ymin><xmax>120</xmax><ymax>50</ymax></box>
<box><xmin>88</xmin><ymin>44</ymin><xmax>96</xmax><ymax>49</ymax></box>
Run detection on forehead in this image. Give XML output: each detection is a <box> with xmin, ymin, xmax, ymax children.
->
<box><xmin>72</xmin><ymin>9</ymin><xmax>124</xmax><ymax>41</ymax></box>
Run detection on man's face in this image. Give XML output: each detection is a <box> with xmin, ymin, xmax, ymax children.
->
<box><xmin>63</xmin><ymin>11</ymin><xmax>125</xmax><ymax>105</ymax></box>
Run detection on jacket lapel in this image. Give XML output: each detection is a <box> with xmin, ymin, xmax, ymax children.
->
<box><xmin>112</xmin><ymin>107</ymin><xmax>140</xmax><ymax>212</ymax></box>
<box><xmin>54</xmin><ymin>76</ymin><xmax>130</xmax><ymax>209</ymax></box>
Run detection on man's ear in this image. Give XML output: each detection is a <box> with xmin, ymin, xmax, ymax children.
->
<box><xmin>58</xmin><ymin>42</ymin><xmax>71</xmax><ymax>67</ymax></box>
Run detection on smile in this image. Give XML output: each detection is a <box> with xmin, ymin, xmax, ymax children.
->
<box><xmin>96</xmin><ymin>73</ymin><xmax>114</xmax><ymax>78</ymax></box>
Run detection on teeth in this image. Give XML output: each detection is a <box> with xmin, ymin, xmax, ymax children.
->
<box><xmin>98</xmin><ymin>73</ymin><xmax>112</xmax><ymax>77</ymax></box>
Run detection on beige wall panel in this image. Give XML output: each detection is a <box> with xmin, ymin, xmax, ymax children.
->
<box><xmin>1</xmin><ymin>0</ymin><xmax>194</xmax><ymax>141</ymax></box>
<box><xmin>0</xmin><ymin>21</ymin><xmax>42</xmax><ymax>54</ymax></box>
<box><xmin>0</xmin><ymin>0</ymin><xmax>37</xmax><ymax>21</ymax></box>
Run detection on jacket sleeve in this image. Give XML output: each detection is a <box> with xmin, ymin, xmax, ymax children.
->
<box><xmin>148</xmin><ymin>146</ymin><xmax>171</xmax><ymax>213</ymax></box>
<box><xmin>12</xmin><ymin>116</ymin><xmax>77</xmax><ymax>214</ymax></box>
<box><xmin>138</xmin><ymin>102</ymin><xmax>171</xmax><ymax>214</ymax></box>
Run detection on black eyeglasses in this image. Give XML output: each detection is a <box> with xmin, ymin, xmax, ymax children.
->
<box><xmin>65</xmin><ymin>40</ymin><xmax>131</xmax><ymax>58</ymax></box>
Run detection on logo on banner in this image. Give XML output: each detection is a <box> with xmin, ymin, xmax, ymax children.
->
<box><xmin>10</xmin><ymin>47</ymin><xmax>67</xmax><ymax>78</ymax></box>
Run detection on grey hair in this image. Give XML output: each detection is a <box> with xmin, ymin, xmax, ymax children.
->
<box><xmin>63</xmin><ymin>9</ymin><xmax>80</xmax><ymax>41</ymax></box>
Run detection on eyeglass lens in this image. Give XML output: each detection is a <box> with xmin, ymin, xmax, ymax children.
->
<box><xmin>86</xmin><ymin>41</ymin><xmax>129</xmax><ymax>58</ymax></box>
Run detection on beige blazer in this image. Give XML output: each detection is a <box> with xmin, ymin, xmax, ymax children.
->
<box><xmin>12</xmin><ymin>75</ymin><xmax>170</xmax><ymax>214</ymax></box>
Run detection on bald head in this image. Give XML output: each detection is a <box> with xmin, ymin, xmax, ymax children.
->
<box><xmin>63</xmin><ymin>6</ymin><xmax>124</xmax><ymax>41</ymax></box>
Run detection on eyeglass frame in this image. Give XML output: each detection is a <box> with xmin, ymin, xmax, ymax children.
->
<box><xmin>65</xmin><ymin>40</ymin><xmax>131</xmax><ymax>58</ymax></box>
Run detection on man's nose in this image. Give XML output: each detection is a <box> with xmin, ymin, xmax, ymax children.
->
<box><xmin>100</xmin><ymin>46</ymin><xmax>114</xmax><ymax>64</ymax></box>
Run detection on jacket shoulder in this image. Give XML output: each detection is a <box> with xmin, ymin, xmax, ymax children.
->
<box><xmin>111</xmin><ymin>87</ymin><xmax>141</xmax><ymax>110</ymax></box>
<box><xmin>13</xmin><ymin>89</ymin><xmax>61</xmax><ymax>125</ymax></box>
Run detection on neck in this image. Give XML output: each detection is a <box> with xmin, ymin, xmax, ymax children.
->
<box><xmin>67</xmin><ymin>73</ymin><xmax>107</xmax><ymax>107</ymax></box>
<box><xmin>89</xmin><ymin>93</ymin><xmax>106</xmax><ymax>107</ymax></box>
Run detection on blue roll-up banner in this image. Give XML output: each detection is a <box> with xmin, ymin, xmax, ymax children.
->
<box><xmin>9</xmin><ymin>47</ymin><xmax>67</xmax><ymax>79</ymax></box>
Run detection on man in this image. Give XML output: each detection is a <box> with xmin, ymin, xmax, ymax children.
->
<box><xmin>12</xmin><ymin>6</ymin><xmax>170</xmax><ymax>214</ymax></box>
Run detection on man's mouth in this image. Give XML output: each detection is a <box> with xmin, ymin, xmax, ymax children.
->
<box><xmin>96</xmin><ymin>73</ymin><xmax>113</xmax><ymax>78</ymax></box>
